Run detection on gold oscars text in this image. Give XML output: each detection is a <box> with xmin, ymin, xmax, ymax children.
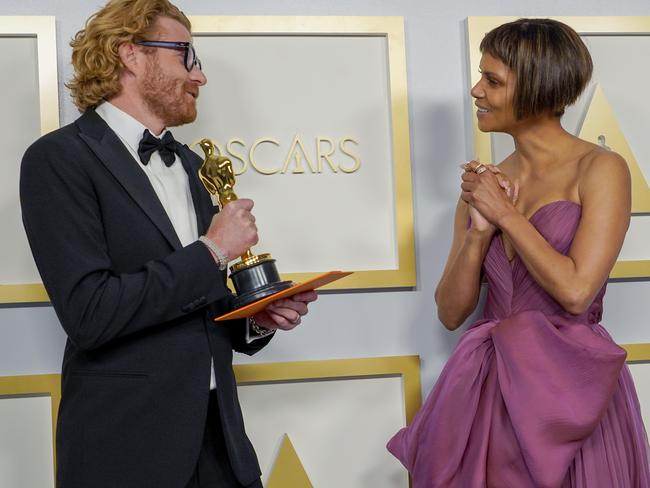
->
<box><xmin>204</xmin><ymin>135</ymin><xmax>361</xmax><ymax>175</ymax></box>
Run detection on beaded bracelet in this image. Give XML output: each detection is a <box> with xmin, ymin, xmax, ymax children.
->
<box><xmin>198</xmin><ymin>236</ymin><xmax>229</xmax><ymax>271</ymax></box>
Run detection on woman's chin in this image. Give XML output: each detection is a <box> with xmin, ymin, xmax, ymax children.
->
<box><xmin>477</xmin><ymin>123</ymin><xmax>493</xmax><ymax>133</ymax></box>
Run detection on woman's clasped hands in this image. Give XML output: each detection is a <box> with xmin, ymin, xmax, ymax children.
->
<box><xmin>460</xmin><ymin>161</ymin><xmax>519</xmax><ymax>233</ymax></box>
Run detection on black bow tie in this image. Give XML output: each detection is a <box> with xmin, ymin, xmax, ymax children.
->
<box><xmin>137</xmin><ymin>129</ymin><xmax>179</xmax><ymax>167</ymax></box>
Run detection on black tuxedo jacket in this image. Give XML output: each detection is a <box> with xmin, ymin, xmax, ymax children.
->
<box><xmin>20</xmin><ymin>110</ymin><xmax>270</xmax><ymax>488</ymax></box>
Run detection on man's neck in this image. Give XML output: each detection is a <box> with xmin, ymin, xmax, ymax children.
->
<box><xmin>106</xmin><ymin>93</ymin><xmax>165</xmax><ymax>136</ymax></box>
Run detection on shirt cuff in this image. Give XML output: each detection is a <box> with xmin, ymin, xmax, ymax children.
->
<box><xmin>245</xmin><ymin>316</ymin><xmax>275</xmax><ymax>344</ymax></box>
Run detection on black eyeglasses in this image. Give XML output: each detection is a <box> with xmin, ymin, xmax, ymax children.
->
<box><xmin>135</xmin><ymin>40</ymin><xmax>202</xmax><ymax>72</ymax></box>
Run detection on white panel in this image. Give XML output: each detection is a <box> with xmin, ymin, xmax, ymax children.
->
<box><xmin>0</xmin><ymin>37</ymin><xmax>42</xmax><ymax>285</ymax></box>
<box><xmin>619</xmin><ymin>215</ymin><xmax>650</xmax><ymax>261</ymax></box>
<box><xmin>174</xmin><ymin>35</ymin><xmax>397</xmax><ymax>273</ymax></box>
<box><xmin>628</xmin><ymin>363</ymin><xmax>650</xmax><ymax>428</ymax></box>
<box><xmin>238</xmin><ymin>376</ymin><xmax>408</xmax><ymax>487</ymax></box>
<box><xmin>0</xmin><ymin>307</ymin><xmax>66</xmax><ymax>377</ymax></box>
<box><xmin>0</xmin><ymin>395</ymin><xmax>54</xmax><ymax>488</ymax></box>
<box><xmin>603</xmin><ymin>281</ymin><xmax>650</xmax><ymax>345</ymax></box>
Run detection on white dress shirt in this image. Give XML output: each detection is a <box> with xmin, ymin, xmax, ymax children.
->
<box><xmin>95</xmin><ymin>102</ymin><xmax>223</xmax><ymax>389</ymax></box>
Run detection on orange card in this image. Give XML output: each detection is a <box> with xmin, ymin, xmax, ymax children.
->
<box><xmin>214</xmin><ymin>270</ymin><xmax>353</xmax><ymax>321</ymax></box>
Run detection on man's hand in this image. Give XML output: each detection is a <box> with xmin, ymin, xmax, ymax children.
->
<box><xmin>205</xmin><ymin>199</ymin><xmax>258</xmax><ymax>261</ymax></box>
<box><xmin>252</xmin><ymin>291</ymin><xmax>318</xmax><ymax>331</ymax></box>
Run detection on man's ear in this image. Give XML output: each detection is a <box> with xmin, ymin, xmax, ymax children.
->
<box><xmin>118</xmin><ymin>42</ymin><xmax>138</xmax><ymax>73</ymax></box>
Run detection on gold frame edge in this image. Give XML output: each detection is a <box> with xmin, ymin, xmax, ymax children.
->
<box><xmin>0</xmin><ymin>16</ymin><xmax>59</xmax><ymax>303</ymax></box>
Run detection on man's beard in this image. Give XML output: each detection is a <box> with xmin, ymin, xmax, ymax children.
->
<box><xmin>140</xmin><ymin>56</ymin><xmax>198</xmax><ymax>128</ymax></box>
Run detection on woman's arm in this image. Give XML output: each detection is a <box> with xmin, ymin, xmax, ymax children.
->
<box><xmin>464</xmin><ymin>151</ymin><xmax>630</xmax><ymax>315</ymax></box>
<box><xmin>434</xmin><ymin>198</ymin><xmax>493</xmax><ymax>330</ymax></box>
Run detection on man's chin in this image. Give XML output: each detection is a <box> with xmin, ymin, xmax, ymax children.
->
<box><xmin>166</xmin><ymin>109</ymin><xmax>197</xmax><ymax>127</ymax></box>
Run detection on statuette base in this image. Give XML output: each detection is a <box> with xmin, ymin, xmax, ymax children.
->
<box><xmin>231</xmin><ymin>258</ymin><xmax>292</xmax><ymax>309</ymax></box>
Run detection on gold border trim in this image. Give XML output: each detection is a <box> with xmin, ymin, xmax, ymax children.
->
<box><xmin>0</xmin><ymin>373</ymin><xmax>60</xmax><ymax>479</ymax></box>
<box><xmin>622</xmin><ymin>343</ymin><xmax>650</xmax><ymax>362</ymax></box>
<box><xmin>0</xmin><ymin>284</ymin><xmax>50</xmax><ymax>304</ymax></box>
<box><xmin>611</xmin><ymin>260</ymin><xmax>650</xmax><ymax>279</ymax></box>
<box><xmin>189</xmin><ymin>16</ymin><xmax>416</xmax><ymax>289</ymax></box>
<box><xmin>0</xmin><ymin>16</ymin><xmax>59</xmax><ymax>304</ymax></box>
<box><xmin>234</xmin><ymin>355</ymin><xmax>422</xmax><ymax>424</ymax></box>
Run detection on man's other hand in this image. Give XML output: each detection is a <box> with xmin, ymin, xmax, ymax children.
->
<box><xmin>252</xmin><ymin>291</ymin><xmax>318</xmax><ymax>331</ymax></box>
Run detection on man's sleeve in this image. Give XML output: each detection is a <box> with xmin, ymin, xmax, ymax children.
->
<box><xmin>20</xmin><ymin>135</ymin><xmax>230</xmax><ymax>352</ymax></box>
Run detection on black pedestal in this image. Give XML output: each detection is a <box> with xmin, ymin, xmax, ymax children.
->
<box><xmin>230</xmin><ymin>259</ymin><xmax>292</xmax><ymax>309</ymax></box>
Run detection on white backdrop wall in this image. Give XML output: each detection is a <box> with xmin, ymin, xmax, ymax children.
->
<box><xmin>1</xmin><ymin>0</ymin><xmax>650</xmax><ymax>411</ymax></box>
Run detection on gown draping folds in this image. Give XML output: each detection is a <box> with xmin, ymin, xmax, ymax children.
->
<box><xmin>388</xmin><ymin>201</ymin><xmax>650</xmax><ymax>487</ymax></box>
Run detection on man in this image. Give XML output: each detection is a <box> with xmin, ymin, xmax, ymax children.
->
<box><xmin>20</xmin><ymin>1</ymin><xmax>316</xmax><ymax>487</ymax></box>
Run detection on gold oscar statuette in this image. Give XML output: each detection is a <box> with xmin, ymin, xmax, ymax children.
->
<box><xmin>196</xmin><ymin>138</ymin><xmax>292</xmax><ymax>308</ymax></box>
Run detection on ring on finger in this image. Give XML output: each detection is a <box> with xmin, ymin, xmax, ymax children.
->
<box><xmin>474</xmin><ymin>163</ymin><xmax>487</xmax><ymax>175</ymax></box>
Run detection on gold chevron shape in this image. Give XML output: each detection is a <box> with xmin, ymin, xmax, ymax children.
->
<box><xmin>578</xmin><ymin>84</ymin><xmax>650</xmax><ymax>213</ymax></box>
<box><xmin>266</xmin><ymin>434</ymin><xmax>313</xmax><ymax>488</ymax></box>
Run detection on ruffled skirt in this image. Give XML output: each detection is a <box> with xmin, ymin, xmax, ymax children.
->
<box><xmin>387</xmin><ymin>311</ymin><xmax>650</xmax><ymax>487</ymax></box>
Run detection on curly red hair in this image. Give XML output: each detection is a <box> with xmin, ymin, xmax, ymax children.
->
<box><xmin>67</xmin><ymin>0</ymin><xmax>191</xmax><ymax>112</ymax></box>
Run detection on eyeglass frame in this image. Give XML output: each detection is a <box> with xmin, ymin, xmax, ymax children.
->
<box><xmin>135</xmin><ymin>40</ymin><xmax>202</xmax><ymax>72</ymax></box>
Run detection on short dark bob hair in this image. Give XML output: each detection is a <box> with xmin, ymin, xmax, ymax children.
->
<box><xmin>480</xmin><ymin>18</ymin><xmax>592</xmax><ymax>120</ymax></box>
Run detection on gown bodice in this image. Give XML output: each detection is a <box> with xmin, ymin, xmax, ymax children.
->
<box><xmin>481</xmin><ymin>200</ymin><xmax>604</xmax><ymax>325</ymax></box>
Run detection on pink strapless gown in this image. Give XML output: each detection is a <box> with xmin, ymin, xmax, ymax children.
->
<box><xmin>388</xmin><ymin>201</ymin><xmax>650</xmax><ymax>487</ymax></box>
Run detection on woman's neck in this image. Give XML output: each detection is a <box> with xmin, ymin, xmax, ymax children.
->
<box><xmin>509</xmin><ymin>116</ymin><xmax>574</xmax><ymax>176</ymax></box>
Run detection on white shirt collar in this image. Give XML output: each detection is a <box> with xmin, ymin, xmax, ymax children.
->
<box><xmin>95</xmin><ymin>101</ymin><xmax>168</xmax><ymax>156</ymax></box>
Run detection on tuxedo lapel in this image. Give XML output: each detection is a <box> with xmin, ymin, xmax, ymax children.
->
<box><xmin>76</xmin><ymin>110</ymin><xmax>183</xmax><ymax>250</ymax></box>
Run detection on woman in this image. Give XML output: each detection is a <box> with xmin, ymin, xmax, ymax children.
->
<box><xmin>388</xmin><ymin>19</ymin><xmax>650</xmax><ymax>487</ymax></box>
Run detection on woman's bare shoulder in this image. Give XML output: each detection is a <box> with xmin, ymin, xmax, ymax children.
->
<box><xmin>577</xmin><ymin>145</ymin><xmax>630</xmax><ymax>201</ymax></box>
<box><xmin>578</xmin><ymin>145</ymin><xmax>629</xmax><ymax>180</ymax></box>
